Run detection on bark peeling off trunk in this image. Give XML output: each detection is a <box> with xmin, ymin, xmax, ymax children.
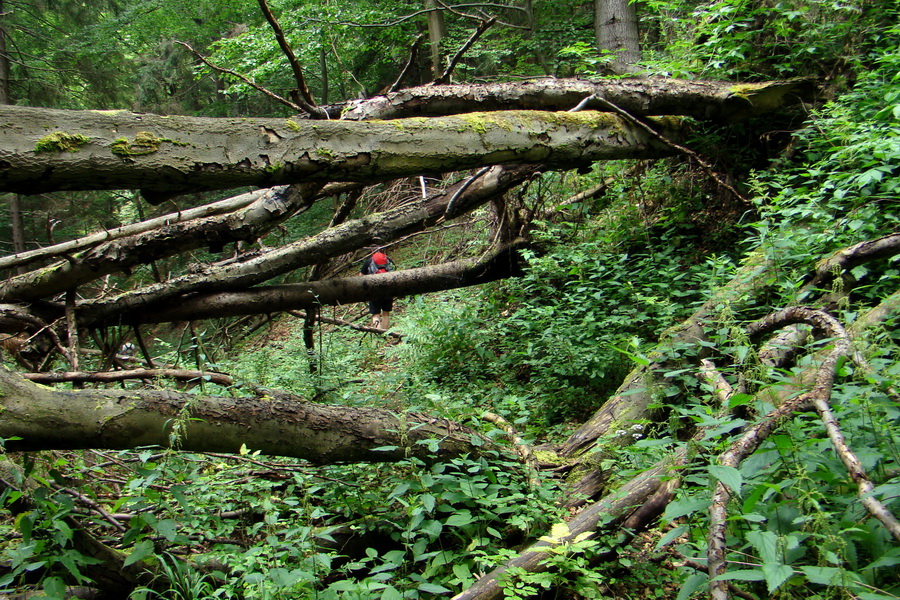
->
<box><xmin>0</xmin><ymin>106</ymin><xmax>678</xmax><ymax>198</ymax></box>
<box><xmin>337</xmin><ymin>78</ymin><xmax>819</xmax><ymax>122</ymax></box>
<box><xmin>0</xmin><ymin>367</ymin><xmax>481</xmax><ymax>463</ymax></box>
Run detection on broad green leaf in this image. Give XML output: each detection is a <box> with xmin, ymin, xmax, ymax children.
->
<box><xmin>663</xmin><ymin>496</ymin><xmax>710</xmax><ymax>521</ymax></box>
<box><xmin>708</xmin><ymin>465</ymin><xmax>743</xmax><ymax>496</ymax></box>
<box><xmin>747</xmin><ymin>530</ymin><xmax>779</xmax><ymax>564</ymax></box>
<box><xmin>418</xmin><ymin>582</ymin><xmax>451</xmax><ymax>594</ymax></box>
<box><xmin>156</xmin><ymin>518</ymin><xmax>178</xmax><ymax>541</ymax></box>
<box><xmin>381</xmin><ymin>586</ymin><xmax>403</xmax><ymax>600</ymax></box>
<box><xmin>444</xmin><ymin>511</ymin><xmax>474</xmax><ymax>527</ymax></box>
<box><xmin>676</xmin><ymin>572</ymin><xmax>707</xmax><ymax>600</ymax></box>
<box><xmin>123</xmin><ymin>540</ymin><xmax>154</xmax><ymax>567</ymax></box>
<box><xmin>43</xmin><ymin>576</ymin><xmax>66</xmax><ymax>600</ymax></box>
<box><xmin>762</xmin><ymin>563</ymin><xmax>794</xmax><ymax>593</ymax></box>
<box><xmin>655</xmin><ymin>525</ymin><xmax>687</xmax><ymax>550</ymax></box>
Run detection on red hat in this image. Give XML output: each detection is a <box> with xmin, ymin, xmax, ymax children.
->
<box><xmin>372</xmin><ymin>252</ymin><xmax>388</xmax><ymax>265</ymax></box>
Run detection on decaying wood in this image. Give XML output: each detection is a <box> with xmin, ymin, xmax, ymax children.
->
<box><xmin>337</xmin><ymin>77</ymin><xmax>819</xmax><ymax>122</ymax></box>
<box><xmin>0</xmin><ymin>183</ymin><xmax>322</xmax><ymax>303</ymax></box>
<box><xmin>0</xmin><ymin>366</ymin><xmax>483</xmax><ymax>463</ymax></box>
<box><xmin>0</xmin><ymin>105</ymin><xmax>679</xmax><ymax>199</ymax></box>
<box><xmin>63</xmin><ymin>167</ymin><xmax>534</xmax><ymax>327</ymax></box>
<box><xmin>707</xmin><ymin>306</ymin><xmax>900</xmax><ymax>599</ymax></box>
<box><xmin>21</xmin><ymin>368</ymin><xmax>234</xmax><ymax>386</ymax></box>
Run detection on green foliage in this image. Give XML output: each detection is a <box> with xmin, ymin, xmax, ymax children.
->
<box><xmin>640</xmin><ymin>0</ymin><xmax>896</xmax><ymax>80</ymax></box>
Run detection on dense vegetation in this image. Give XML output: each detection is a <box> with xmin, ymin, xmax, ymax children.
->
<box><xmin>1</xmin><ymin>1</ymin><xmax>899</xmax><ymax>599</ymax></box>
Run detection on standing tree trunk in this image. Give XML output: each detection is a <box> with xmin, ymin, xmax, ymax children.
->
<box><xmin>0</xmin><ymin>0</ymin><xmax>9</xmax><ymax>105</ymax></box>
<box><xmin>426</xmin><ymin>0</ymin><xmax>447</xmax><ymax>78</ymax></box>
<box><xmin>0</xmin><ymin>3</ymin><xmax>25</xmax><ymax>274</ymax></box>
<box><xmin>594</xmin><ymin>0</ymin><xmax>641</xmax><ymax>73</ymax></box>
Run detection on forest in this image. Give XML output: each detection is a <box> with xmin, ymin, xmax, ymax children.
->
<box><xmin>0</xmin><ymin>0</ymin><xmax>899</xmax><ymax>599</ymax></box>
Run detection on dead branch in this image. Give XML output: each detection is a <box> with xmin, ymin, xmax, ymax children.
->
<box><xmin>708</xmin><ymin>307</ymin><xmax>856</xmax><ymax>599</ymax></box>
<box><xmin>0</xmin><ymin>191</ymin><xmax>263</xmax><ymax>273</ymax></box>
<box><xmin>176</xmin><ymin>40</ymin><xmax>304</xmax><ymax>113</ymax></box>
<box><xmin>256</xmin><ymin>0</ymin><xmax>324</xmax><ymax>116</ymax></box>
<box><xmin>389</xmin><ymin>34</ymin><xmax>426</xmax><ymax>93</ymax></box>
<box><xmin>21</xmin><ymin>368</ymin><xmax>234</xmax><ymax>386</ymax></box>
<box><xmin>481</xmin><ymin>411</ymin><xmax>539</xmax><ymax>485</ymax></box>
<box><xmin>433</xmin><ymin>17</ymin><xmax>496</xmax><ymax>85</ymax></box>
<box><xmin>591</xmin><ymin>95</ymin><xmax>750</xmax><ymax>205</ymax></box>
<box><xmin>287</xmin><ymin>310</ymin><xmax>404</xmax><ymax>340</ymax></box>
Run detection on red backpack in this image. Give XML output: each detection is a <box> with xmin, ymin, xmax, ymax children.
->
<box><xmin>368</xmin><ymin>252</ymin><xmax>390</xmax><ymax>274</ymax></box>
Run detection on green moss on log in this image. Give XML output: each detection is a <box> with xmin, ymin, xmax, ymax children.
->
<box><xmin>110</xmin><ymin>131</ymin><xmax>187</xmax><ymax>156</ymax></box>
<box><xmin>34</xmin><ymin>132</ymin><xmax>89</xmax><ymax>153</ymax></box>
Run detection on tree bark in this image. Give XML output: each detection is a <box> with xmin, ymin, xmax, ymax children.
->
<box><xmin>594</xmin><ymin>0</ymin><xmax>641</xmax><ymax>72</ymax></box>
<box><xmin>337</xmin><ymin>77</ymin><xmax>817</xmax><ymax>122</ymax></box>
<box><xmin>64</xmin><ymin>167</ymin><xmax>534</xmax><ymax>326</ymax></box>
<box><xmin>99</xmin><ymin>242</ymin><xmax>524</xmax><ymax>326</ymax></box>
<box><xmin>0</xmin><ymin>183</ymin><xmax>321</xmax><ymax>303</ymax></box>
<box><xmin>0</xmin><ymin>105</ymin><xmax>678</xmax><ymax>199</ymax></box>
<box><xmin>0</xmin><ymin>366</ymin><xmax>483</xmax><ymax>463</ymax></box>
<box><xmin>0</xmin><ymin>188</ymin><xmax>265</xmax><ymax>273</ymax></box>
<box><xmin>426</xmin><ymin>0</ymin><xmax>447</xmax><ymax>78</ymax></box>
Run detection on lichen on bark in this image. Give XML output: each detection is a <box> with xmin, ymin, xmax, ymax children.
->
<box><xmin>34</xmin><ymin>132</ymin><xmax>89</xmax><ymax>153</ymax></box>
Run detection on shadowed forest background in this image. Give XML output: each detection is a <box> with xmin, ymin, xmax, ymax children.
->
<box><xmin>1</xmin><ymin>1</ymin><xmax>900</xmax><ymax>599</ymax></box>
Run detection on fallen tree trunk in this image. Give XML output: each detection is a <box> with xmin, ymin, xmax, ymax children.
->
<box><xmin>70</xmin><ymin>167</ymin><xmax>535</xmax><ymax>325</ymax></box>
<box><xmin>0</xmin><ymin>106</ymin><xmax>678</xmax><ymax>199</ymax></box>
<box><xmin>336</xmin><ymin>77</ymin><xmax>818</xmax><ymax>122</ymax></box>
<box><xmin>21</xmin><ymin>368</ymin><xmax>234</xmax><ymax>386</ymax></box>
<box><xmin>94</xmin><ymin>241</ymin><xmax>525</xmax><ymax>325</ymax></box>
<box><xmin>0</xmin><ymin>366</ymin><xmax>483</xmax><ymax>463</ymax></box>
<box><xmin>558</xmin><ymin>247</ymin><xmax>773</xmax><ymax>458</ymax></box>
<box><xmin>0</xmin><ymin>183</ymin><xmax>323</xmax><ymax>303</ymax></box>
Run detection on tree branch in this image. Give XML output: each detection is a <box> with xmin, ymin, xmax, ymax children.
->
<box><xmin>175</xmin><ymin>40</ymin><xmax>304</xmax><ymax>113</ymax></box>
<box><xmin>256</xmin><ymin>0</ymin><xmax>324</xmax><ymax>116</ymax></box>
<box><xmin>432</xmin><ymin>17</ymin><xmax>495</xmax><ymax>85</ymax></box>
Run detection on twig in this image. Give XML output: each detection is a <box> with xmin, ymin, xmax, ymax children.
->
<box><xmin>390</xmin><ymin>34</ymin><xmax>426</xmax><ymax>93</ymax></box>
<box><xmin>256</xmin><ymin>0</ymin><xmax>324</xmax><ymax>116</ymax></box>
<box><xmin>287</xmin><ymin>310</ymin><xmax>403</xmax><ymax>339</ymax></box>
<box><xmin>482</xmin><ymin>411</ymin><xmax>539</xmax><ymax>486</ymax></box>
<box><xmin>175</xmin><ymin>40</ymin><xmax>304</xmax><ymax>113</ymax></box>
<box><xmin>699</xmin><ymin>358</ymin><xmax>734</xmax><ymax>407</ymax></box>
<box><xmin>433</xmin><ymin>17</ymin><xmax>496</xmax><ymax>85</ymax></box>
<box><xmin>590</xmin><ymin>95</ymin><xmax>751</xmax><ymax>206</ymax></box>
<box><xmin>132</xmin><ymin>324</ymin><xmax>156</xmax><ymax>369</ymax></box>
<box><xmin>55</xmin><ymin>486</ymin><xmax>127</xmax><ymax>533</ymax></box>
<box><xmin>300</xmin><ymin>4</ymin><xmax>527</xmax><ymax>29</ymax></box>
<box><xmin>445</xmin><ymin>167</ymin><xmax>492</xmax><ymax>217</ymax></box>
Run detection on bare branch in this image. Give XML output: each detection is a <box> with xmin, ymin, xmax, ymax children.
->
<box><xmin>591</xmin><ymin>95</ymin><xmax>751</xmax><ymax>206</ymax></box>
<box><xmin>708</xmin><ymin>307</ymin><xmax>851</xmax><ymax>599</ymax></box>
<box><xmin>256</xmin><ymin>0</ymin><xmax>324</xmax><ymax>116</ymax></box>
<box><xmin>0</xmin><ymin>191</ymin><xmax>264</xmax><ymax>273</ymax></box>
<box><xmin>389</xmin><ymin>34</ymin><xmax>426</xmax><ymax>93</ymax></box>
<box><xmin>22</xmin><ymin>368</ymin><xmax>235</xmax><ymax>387</ymax></box>
<box><xmin>433</xmin><ymin>17</ymin><xmax>495</xmax><ymax>85</ymax></box>
<box><xmin>175</xmin><ymin>40</ymin><xmax>304</xmax><ymax>113</ymax></box>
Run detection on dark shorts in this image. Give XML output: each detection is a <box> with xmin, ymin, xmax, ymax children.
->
<box><xmin>369</xmin><ymin>299</ymin><xmax>394</xmax><ymax>314</ymax></box>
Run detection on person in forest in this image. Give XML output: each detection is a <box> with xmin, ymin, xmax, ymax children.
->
<box><xmin>360</xmin><ymin>250</ymin><xmax>394</xmax><ymax>330</ymax></box>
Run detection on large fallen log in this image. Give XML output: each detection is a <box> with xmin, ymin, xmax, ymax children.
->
<box><xmin>0</xmin><ymin>106</ymin><xmax>678</xmax><ymax>199</ymax></box>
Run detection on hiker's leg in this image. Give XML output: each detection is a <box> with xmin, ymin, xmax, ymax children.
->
<box><xmin>369</xmin><ymin>301</ymin><xmax>381</xmax><ymax>327</ymax></box>
<box><xmin>380</xmin><ymin>312</ymin><xmax>390</xmax><ymax>330</ymax></box>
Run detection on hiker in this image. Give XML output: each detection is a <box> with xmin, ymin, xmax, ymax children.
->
<box><xmin>361</xmin><ymin>250</ymin><xmax>394</xmax><ymax>330</ymax></box>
